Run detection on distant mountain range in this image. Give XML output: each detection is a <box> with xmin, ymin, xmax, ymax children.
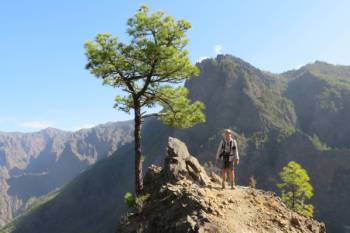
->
<box><xmin>0</xmin><ymin>121</ymin><xmax>133</xmax><ymax>227</ymax></box>
<box><xmin>1</xmin><ymin>55</ymin><xmax>350</xmax><ymax>233</ymax></box>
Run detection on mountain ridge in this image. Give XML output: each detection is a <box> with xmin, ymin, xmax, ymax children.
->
<box><xmin>0</xmin><ymin>120</ymin><xmax>134</xmax><ymax>227</ymax></box>
<box><xmin>2</xmin><ymin>55</ymin><xmax>350</xmax><ymax>232</ymax></box>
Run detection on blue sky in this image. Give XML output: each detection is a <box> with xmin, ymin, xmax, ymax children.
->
<box><xmin>1</xmin><ymin>0</ymin><xmax>349</xmax><ymax>132</ymax></box>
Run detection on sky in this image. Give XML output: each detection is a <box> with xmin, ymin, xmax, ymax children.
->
<box><xmin>1</xmin><ymin>0</ymin><xmax>349</xmax><ymax>132</ymax></box>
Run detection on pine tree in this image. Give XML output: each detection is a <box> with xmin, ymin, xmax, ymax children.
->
<box><xmin>84</xmin><ymin>5</ymin><xmax>205</xmax><ymax>195</ymax></box>
<box><xmin>277</xmin><ymin>161</ymin><xmax>314</xmax><ymax>217</ymax></box>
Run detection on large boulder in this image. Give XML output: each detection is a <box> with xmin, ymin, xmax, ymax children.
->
<box><xmin>163</xmin><ymin>137</ymin><xmax>211</xmax><ymax>186</ymax></box>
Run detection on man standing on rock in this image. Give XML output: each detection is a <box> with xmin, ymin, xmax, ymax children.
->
<box><xmin>216</xmin><ymin>129</ymin><xmax>239</xmax><ymax>189</ymax></box>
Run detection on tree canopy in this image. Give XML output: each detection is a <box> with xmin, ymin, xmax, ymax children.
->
<box><xmin>277</xmin><ymin>161</ymin><xmax>314</xmax><ymax>217</ymax></box>
<box><xmin>84</xmin><ymin>5</ymin><xmax>205</xmax><ymax>127</ymax></box>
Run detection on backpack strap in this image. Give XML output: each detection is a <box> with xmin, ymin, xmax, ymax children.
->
<box><xmin>232</xmin><ymin>139</ymin><xmax>236</xmax><ymax>150</ymax></box>
<box><xmin>222</xmin><ymin>139</ymin><xmax>233</xmax><ymax>154</ymax></box>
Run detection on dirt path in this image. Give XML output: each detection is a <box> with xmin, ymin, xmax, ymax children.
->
<box><xmin>205</xmin><ymin>185</ymin><xmax>299</xmax><ymax>233</ymax></box>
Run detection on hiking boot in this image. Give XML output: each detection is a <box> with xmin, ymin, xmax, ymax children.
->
<box><xmin>231</xmin><ymin>181</ymin><xmax>236</xmax><ymax>190</ymax></box>
<box><xmin>222</xmin><ymin>181</ymin><xmax>226</xmax><ymax>189</ymax></box>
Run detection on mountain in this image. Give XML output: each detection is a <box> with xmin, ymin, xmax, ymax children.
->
<box><xmin>283</xmin><ymin>61</ymin><xmax>350</xmax><ymax>149</ymax></box>
<box><xmin>173</xmin><ymin>55</ymin><xmax>297</xmax><ymax>161</ymax></box>
<box><xmin>0</xmin><ymin>121</ymin><xmax>134</xmax><ymax>227</ymax></box>
<box><xmin>118</xmin><ymin>137</ymin><xmax>326</xmax><ymax>233</ymax></box>
<box><xmin>0</xmin><ymin>118</ymin><xmax>170</xmax><ymax>233</ymax></box>
<box><xmin>175</xmin><ymin>56</ymin><xmax>350</xmax><ymax>232</ymax></box>
<box><xmin>2</xmin><ymin>55</ymin><xmax>350</xmax><ymax>233</ymax></box>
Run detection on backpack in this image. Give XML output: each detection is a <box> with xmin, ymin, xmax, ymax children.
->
<box><xmin>220</xmin><ymin>139</ymin><xmax>236</xmax><ymax>158</ymax></box>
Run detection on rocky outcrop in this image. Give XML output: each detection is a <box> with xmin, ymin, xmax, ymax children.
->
<box><xmin>162</xmin><ymin>137</ymin><xmax>211</xmax><ymax>186</ymax></box>
<box><xmin>118</xmin><ymin>137</ymin><xmax>326</xmax><ymax>233</ymax></box>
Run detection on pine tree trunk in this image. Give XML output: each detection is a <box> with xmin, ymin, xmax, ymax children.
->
<box><xmin>134</xmin><ymin>102</ymin><xmax>143</xmax><ymax>195</ymax></box>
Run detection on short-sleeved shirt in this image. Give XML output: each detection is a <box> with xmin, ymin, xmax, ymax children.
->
<box><xmin>215</xmin><ymin>138</ymin><xmax>239</xmax><ymax>162</ymax></box>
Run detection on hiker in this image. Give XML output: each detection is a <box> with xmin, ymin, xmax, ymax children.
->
<box><xmin>215</xmin><ymin>129</ymin><xmax>239</xmax><ymax>189</ymax></box>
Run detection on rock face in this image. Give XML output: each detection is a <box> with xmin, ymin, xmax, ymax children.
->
<box><xmin>117</xmin><ymin>137</ymin><xmax>326</xmax><ymax>233</ymax></box>
<box><xmin>163</xmin><ymin>137</ymin><xmax>211</xmax><ymax>186</ymax></box>
<box><xmin>284</xmin><ymin>63</ymin><xmax>350</xmax><ymax>149</ymax></box>
<box><xmin>0</xmin><ymin>121</ymin><xmax>133</xmax><ymax>227</ymax></box>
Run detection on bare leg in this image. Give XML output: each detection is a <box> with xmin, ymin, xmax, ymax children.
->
<box><xmin>229</xmin><ymin>168</ymin><xmax>235</xmax><ymax>189</ymax></box>
<box><xmin>222</xmin><ymin>168</ymin><xmax>226</xmax><ymax>189</ymax></box>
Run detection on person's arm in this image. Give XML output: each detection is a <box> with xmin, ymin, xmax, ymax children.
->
<box><xmin>234</xmin><ymin>139</ymin><xmax>239</xmax><ymax>165</ymax></box>
<box><xmin>215</xmin><ymin>140</ymin><xmax>223</xmax><ymax>161</ymax></box>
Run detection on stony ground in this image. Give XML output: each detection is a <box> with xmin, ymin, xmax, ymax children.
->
<box><xmin>157</xmin><ymin>176</ymin><xmax>325</xmax><ymax>233</ymax></box>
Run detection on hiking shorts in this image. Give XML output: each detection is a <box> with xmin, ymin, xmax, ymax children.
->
<box><xmin>221</xmin><ymin>153</ymin><xmax>234</xmax><ymax>169</ymax></box>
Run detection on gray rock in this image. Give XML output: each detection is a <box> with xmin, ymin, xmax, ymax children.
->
<box><xmin>163</xmin><ymin>137</ymin><xmax>211</xmax><ymax>186</ymax></box>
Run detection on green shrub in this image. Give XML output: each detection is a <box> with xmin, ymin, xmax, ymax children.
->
<box><xmin>123</xmin><ymin>192</ymin><xmax>150</xmax><ymax>212</ymax></box>
<box><xmin>124</xmin><ymin>192</ymin><xmax>135</xmax><ymax>208</ymax></box>
<box><xmin>135</xmin><ymin>194</ymin><xmax>150</xmax><ymax>211</ymax></box>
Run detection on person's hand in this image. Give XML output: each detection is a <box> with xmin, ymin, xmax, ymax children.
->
<box><xmin>216</xmin><ymin>158</ymin><xmax>220</xmax><ymax>165</ymax></box>
<box><xmin>235</xmin><ymin>159</ymin><xmax>240</xmax><ymax>165</ymax></box>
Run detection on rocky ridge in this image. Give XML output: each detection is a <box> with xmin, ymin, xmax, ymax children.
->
<box><xmin>118</xmin><ymin>137</ymin><xmax>326</xmax><ymax>233</ymax></box>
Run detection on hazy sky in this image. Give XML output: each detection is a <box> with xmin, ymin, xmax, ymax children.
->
<box><xmin>1</xmin><ymin>0</ymin><xmax>349</xmax><ymax>132</ymax></box>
